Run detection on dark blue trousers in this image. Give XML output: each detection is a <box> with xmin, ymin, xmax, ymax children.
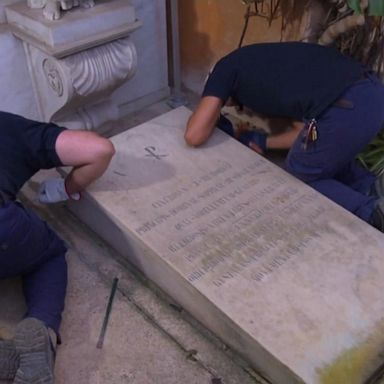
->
<box><xmin>286</xmin><ymin>74</ymin><xmax>384</xmax><ymax>223</ymax></box>
<box><xmin>0</xmin><ymin>201</ymin><xmax>67</xmax><ymax>335</ymax></box>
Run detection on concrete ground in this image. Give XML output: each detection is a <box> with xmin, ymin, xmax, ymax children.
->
<box><xmin>0</xmin><ymin>98</ymin><xmax>269</xmax><ymax>384</ymax></box>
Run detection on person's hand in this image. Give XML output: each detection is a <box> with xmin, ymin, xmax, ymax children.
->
<box><xmin>235</xmin><ymin>123</ymin><xmax>268</xmax><ymax>154</ymax></box>
<box><xmin>38</xmin><ymin>178</ymin><xmax>80</xmax><ymax>204</ymax></box>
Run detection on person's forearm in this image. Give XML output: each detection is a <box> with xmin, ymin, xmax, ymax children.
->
<box><xmin>185</xmin><ymin>115</ymin><xmax>216</xmax><ymax>146</ymax></box>
<box><xmin>267</xmin><ymin>121</ymin><xmax>303</xmax><ymax>150</ymax></box>
<box><xmin>55</xmin><ymin>130</ymin><xmax>115</xmax><ymax>195</ymax></box>
<box><xmin>64</xmin><ymin>157</ymin><xmax>111</xmax><ymax>195</ymax></box>
<box><xmin>184</xmin><ymin>96</ymin><xmax>223</xmax><ymax>146</ymax></box>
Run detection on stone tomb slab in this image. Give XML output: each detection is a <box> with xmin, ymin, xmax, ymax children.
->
<box><xmin>68</xmin><ymin>107</ymin><xmax>384</xmax><ymax>384</ymax></box>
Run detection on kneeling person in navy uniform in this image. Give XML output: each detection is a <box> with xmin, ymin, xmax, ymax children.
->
<box><xmin>185</xmin><ymin>42</ymin><xmax>384</xmax><ymax>232</ymax></box>
<box><xmin>0</xmin><ymin>111</ymin><xmax>115</xmax><ymax>383</ymax></box>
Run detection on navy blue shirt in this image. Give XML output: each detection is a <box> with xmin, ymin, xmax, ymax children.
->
<box><xmin>203</xmin><ymin>42</ymin><xmax>364</xmax><ymax>120</ymax></box>
<box><xmin>0</xmin><ymin>111</ymin><xmax>65</xmax><ymax>201</ymax></box>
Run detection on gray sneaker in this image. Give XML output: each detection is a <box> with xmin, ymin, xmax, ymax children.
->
<box><xmin>0</xmin><ymin>339</ymin><xmax>19</xmax><ymax>380</ymax></box>
<box><xmin>371</xmin><ymin>199</ymin><xmax>384</xmax><ymax>232</ymax></box>
<box><xmin>13</xmin><ymin>318</ymin><xmax>55</xmax><ymax>384</ymax></box>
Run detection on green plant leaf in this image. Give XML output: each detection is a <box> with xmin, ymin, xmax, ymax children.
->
<box><xmin>358</xmin><ymin>130</ymin><xmax>384</xmax><ymax>175</ymax></box>
<box><xmin>347</xmin><ymin>0</ymin><xmax>384</xmax><ymax>15</ymax></box>
<box><xmin>347</xmin><ymin>0</ymin><xmax>362</xmax><ymax>13</ymax></box>
<box><xmin>368</xmin><ymin>0</ymin><xmax>384</xmax><ymax>15</ymax></box>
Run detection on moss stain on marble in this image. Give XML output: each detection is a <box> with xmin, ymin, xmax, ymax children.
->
<box><xmin>319</xmin><ymin>324</ymin><xmax>384</xmax><ymax>384</ymax></box>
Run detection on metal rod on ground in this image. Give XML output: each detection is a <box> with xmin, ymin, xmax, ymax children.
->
<box><xmin>96</xmin><ymin>277</ymin><xmax>119</xmax><ymax>349</ymax></box>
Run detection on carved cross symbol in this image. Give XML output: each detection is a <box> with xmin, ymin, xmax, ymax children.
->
<box><xmin>144</xmin><ymin>146</ymin><xmax>167</xmax><ymax>160</ymax></box>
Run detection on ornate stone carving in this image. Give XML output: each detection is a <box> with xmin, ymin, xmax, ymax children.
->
<box><xmin>7</xmin><ymin>0</ymin><xmax>140</xmax><ymax>131</ymax></box>
<box><xmin>24</xmin><ymin>36</ymin><xmax>137</xmax><ymax>130</ymax></box>
<box><xmin>65</xmin><ymin>38</ymin><xmax>137</xmax><ymax>97</ymax></box>
<box><xmin>27</xmin><ymin>0</ymin><xmax>95</xmax><ymax>21</ymax></box>
<box><xmin>42</xmin><ymin>58</ymin><xmax>64</xmax><ymax>96</ymax></box>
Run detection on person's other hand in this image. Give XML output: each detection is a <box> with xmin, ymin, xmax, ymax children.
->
<box><xmin>38</xmin><ymin>178</ymin><xmax>80</xmax><ymax>204</ymax></box>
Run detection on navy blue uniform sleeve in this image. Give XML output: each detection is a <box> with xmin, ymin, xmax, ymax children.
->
<box><xmin>202</xmin><ymin>56</ymin><xmax>237</xmax><ymax>103</ymax></box>
<box><xmin>0</xmin><ymin>111</ymin><xmax>66</xmax><ymax>199</ymax></box>
<box><xmin>25</xmin><ymin>120</ymin><xmax>66</xmax><ymax>169</ymax></box>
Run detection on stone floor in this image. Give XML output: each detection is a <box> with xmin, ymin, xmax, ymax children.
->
<box><xmin>0</xmin><ymin>97</ymin><xmax>269</xmax><ymax>384</ymax></box>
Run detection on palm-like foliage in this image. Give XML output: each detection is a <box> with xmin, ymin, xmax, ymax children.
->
<box><xmin>358</xmin><ymin>130</ymin><xmax>384</xmax><ymax>175</ymax></box>
<box><xmin>239</xmin><ymin>0</ymin><xmax>384</xmax><ymax>173</ymax></box>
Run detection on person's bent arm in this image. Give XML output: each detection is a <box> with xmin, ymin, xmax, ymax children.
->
<box><xmin>266</xmin><ymin>120</ymin><xmax>303</xmax><ymax>150</ymax></box>
<box><xmin>184</xmin><ymin>96</ymin><xmax>223</xmax><ymax>147</ymax></box>
<box><xmin>55</xmin><ymin>130</ymin><xmax>115</xmax><ymax>195</ymax></box>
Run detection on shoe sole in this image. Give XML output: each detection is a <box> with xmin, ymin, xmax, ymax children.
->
<box><xmin>13</xmin><ymin>318</ymin><xmax>54</xmax><ymax>384</ymax></box>
<box><xmin>0</xmin><ymin>339</ymin><xmax>19</xmax><ymax>380</ymax></box>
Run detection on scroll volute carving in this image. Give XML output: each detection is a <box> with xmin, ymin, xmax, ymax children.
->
<box><xmin>65</xmin><ymin>37</ymin><xmax>137</xmax><ymax>98</ymax></box>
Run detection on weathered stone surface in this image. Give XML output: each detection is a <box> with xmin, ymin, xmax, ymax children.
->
<box><xmin>68</xmin><ymin>107</ymin><xmax>384</xmax><ymax>384</ymax></box>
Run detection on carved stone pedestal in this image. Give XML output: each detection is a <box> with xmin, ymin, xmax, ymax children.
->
<box><xmin>6</xmin><ymin>0</ymin><xmax>141</xmax><ymax>130</ymax></box>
